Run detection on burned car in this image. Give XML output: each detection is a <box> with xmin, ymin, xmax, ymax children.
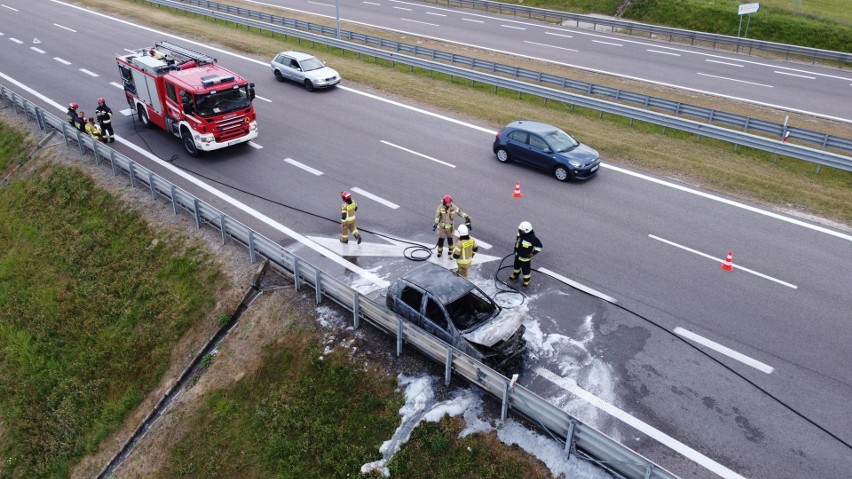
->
<box><xmin>386</xmin><ymin>263</ymin><xmax>526</xmax><ymax>372</ymax></box>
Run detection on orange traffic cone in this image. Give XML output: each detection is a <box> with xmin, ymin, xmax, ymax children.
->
<box><xmin>721</xmin><ymin>251</ymin><xmax>734</xmax><ymax>271</ymax></box>
<box><xmin>512</xmin><ymin>182</ymin><xmax>523</xmax><ymax>198</ymax></box>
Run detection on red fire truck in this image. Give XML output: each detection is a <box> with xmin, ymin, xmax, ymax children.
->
<box><xmin>116</xmin><ymin>41</ymin><xmax>258</xmax><ymax>157</ymax></box>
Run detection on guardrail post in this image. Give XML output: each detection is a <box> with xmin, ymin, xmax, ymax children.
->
<box><xmin>352</xmin><ymin>293</ymin><xmax>360</xmax><ymax>328</ymax></box>
<box><xmin>35</xmin><ymin>107</ymin><xmax>46</xmax><ymax>131</ymax></box>
<box><xmin>644</xmin><ymin>464</ymin><xmax>654</xmax><ymax>479</ymax></box>
<box><xmin>192</xmin><ymin>199</ymin><xmax>201</xmax><ymax>229</ymax></box>
<box><xmin>564</xmin><ymin>419</ymin><xmax>576</xmax><ymax>459</ymax></box>
<box><xmin>109</xmin><ymin>149</ymin><xmax>117</xmax><ymax>175</ymax></box>
<box><xmin>149</xmin><ymin>172</ymin><xmax>156</xmax><ymax>198</ymax></box>
<box><xmin>396</xmin><ymin>317</ymin><xmax>403</xmax><ymax>357</ymax></box>
<box><xmin>220</xmin><ymin>214</ymin><xmax>227</xmax><ymax>244</ymax></box>
<box><xmin>444</xmin><ymin>349</ymin><xmax>452</xmax><ymax>386</ymax></box>
<box><xmin>500</xmin><ymin>378</ymin><xmax>511</xmax><ymax>421</ymax></box>
<box><xmin>315</xmin><ymin>270</ymin><xmax>322</xmax><ymax>305</ymax></box>
<box><xmin>248</xmin><ymin>231</ymin><xmax>256</xmax><ymax>263</ymax></box>
<box><xmin>293</xmin><ymin>258</ymin><xmax>301</xmax><ymax>291</ymax></box>
<box><xmin>170</xmin><ymin>185</ymin><xmax>177</xmax><ymax>213</ymax></box>
<box><xmin>128</xmin><ymin>162</ymin><xmax>136</xmax><ymax>187</ymax></box>
<box><xmin>77</xmin><ymin>131</ymin><xmax>85</xmax><ymax>155</ymax></box>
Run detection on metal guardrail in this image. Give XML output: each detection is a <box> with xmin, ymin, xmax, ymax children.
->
<box><xmin>152</xmin><ymin>0</ymin><xmax>852</xmax><ymax>172</ymax></box>
<box><xmin>174</xmin><ymin>0</ymin><xmax>852</xmax><ymax>156</ymax></box>
<box><xmin>1</xmin><ymin>83</ymin><xmax>680</xmax><ymax>479</ymax></box>
<box><xmin>418</xmin><ymin>0</ymin><xmax>852</xmax><ymax>67</ymax></box>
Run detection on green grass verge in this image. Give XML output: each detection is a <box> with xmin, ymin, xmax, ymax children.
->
<box><xmin>0</xmin><ymin>160</ymin><xmax>224</xmax><ymax>478</ymax></box>
<box><xmin>0</xmin><ymin>122</ymin><xmax>29</xmax><ymax>173</ymax></box>
<box><xmin>490</xmin><ymin>0</ymin><xmax>852</xmax><ymax>51</ymax></box>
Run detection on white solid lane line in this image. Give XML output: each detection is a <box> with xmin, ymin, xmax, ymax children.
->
<box><xmin>351</xmin><ymin>187</ymin><xmax>400</xmax><ymax>209</ymax></box>
<box><xmin>696</xmin><ymin>73</ymin><xmax>772</xmax><ymax>87</ymax></box>
<box><xmin>381</xmin><ymin>140</ymin><xmax>456</xmax><ymax>168</ymax></box>
<box><xmin>501</xmin><ymin>25</ymin><xmax>526</xmax><ymax>30</ymax></box>
<box><xmin>647</xmin><ymin>49</ymin><xmax>681</xmax><ymax>56</ymax></box>
<box><xmin>648</xmin><ymin>234</ymin><xmax>798</xmax><ymax>289</ymax></box>
<box><xmin>53</xmin><ymin>23</ymin><xmax>77</xmax><ymax>32</ymax></box>
<box><xmin>2</xmin><ymin>4</ymin><xmax>19</xmax><ymax>11</ymax></box>
<box><xmin>673</xmin><ymin>327</ymin><xmax>775</xmax><ymax>374</ymax></box>
<box><xmin>705</xmin><ymin>59</ymin><xmax>744</xmax><ymax>67</ymax></box>
<box><xmin>30</xmin><ymin>47</ymin><xmax>45</xmax><ymax>54</ymax></box>
<box><xmin>524</xmin><ymin>41</ymin><xmax>578</xmax><ymax>53</ymax></box>
<box><xmin>54</xmin><ymin>57</ymin><xmax>71</xmax><ymax>65</ymax></box>
<box><xmin>284</xmin><ymin>157</ymin><xmax>323</xmax><ymax>176</ymax></box>
<box><xmin>537</xmin><ymin>268</ymin><xmax>617</xmax><ymax>304</ymax></box>
<box><xmin>79</xmin><ymin>68</ymin><xmax>99</xmax><ymax>77</ymax></box>
<box><xmin>0</xmin><ymin>68</ymin><xmax>390</xmax><ymax>290</ymax></box>
<box><xmin>774</xmin><ymin>71</ymin><xmax>815</xmax><ymax>79</ymax></box>
<box><xmin>534</xmin><ymin>368</ymin><xmax>750</xmax><ymax>479</ymax></box>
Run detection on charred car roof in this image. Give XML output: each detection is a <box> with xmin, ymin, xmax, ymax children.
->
<box><xmin>399</xmin><ymin>263</ymin><xmax>474</xmax><ymax>304</ymax></box>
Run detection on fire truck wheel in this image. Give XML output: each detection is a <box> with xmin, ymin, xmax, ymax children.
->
<box><xmin>138</xmin><ymin>108</ymin><xmax>152</xmax><ymax>129</ymax></box>
<box><xmin>181</xmin><ymin>129</ymin><xmax>200</xmax><ymax>158</ymax></box>
<box><xmin>274</xmin><ymin>70</ymin><xmax>285</xmax><ymax>82</ymax></box>
<box><xmin>303</xmin><ymin>80</ymin><xmax>315</xmax><ymax>92</ymax></box>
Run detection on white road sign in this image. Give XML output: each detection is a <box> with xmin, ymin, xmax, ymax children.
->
<box><xmin>738</xmin><ymin>3</ymin><xmax>760</xmax><ymax>15</ymax></box>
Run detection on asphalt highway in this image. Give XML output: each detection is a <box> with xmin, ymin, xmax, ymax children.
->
<box><xmin>250</xmin><ymin>0</ymin><xmax>852</xmax><ymax>123</ymax></box>
<box><xmin>1</xmin><ymin>1</ymin><xmax>850</xmax><ymax>478</ymax></box>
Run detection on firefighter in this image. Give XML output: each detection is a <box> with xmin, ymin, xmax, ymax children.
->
<box><xmin>510</xmin><ymin>221</ymin><xmax>542</xmax><ymax>287</ymax></box>
<box><xmin>452</xmin><ymin>224</ymin><xmax>478</xmax><ymax>278</ymax></box>
<box><xmin>340</xmin><ymin>191</ymin><xmax>361</xmax><ymax>244</ymax></box>
<box><xmin>432</xmin><ymin>194</ymin><xmax>470</xmax><ymax>258</ymax></box>
<box><xmin>76</xmin><ymin>111</ymin><xmax>87</xmax><ymax>132</ymax></box>
<box><xmin>66</xmin><ymin>103</ymin><xmax>83</xmax><ymax>131</ymax></box>
<box><xmin>95</xmin><ymin>98</ymin><xmax>115</xmax><ymax>143</ymax></box>
<box><xmin>85</xmin><ymin>117</ymin><xmax>105</xmax><ymax>142</ymax></box>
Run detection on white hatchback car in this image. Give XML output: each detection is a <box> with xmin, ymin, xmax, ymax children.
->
<box><xmin>270</xmin><ymin>51</ymin><xmax>340</xmax><ymax>91</ymax></box>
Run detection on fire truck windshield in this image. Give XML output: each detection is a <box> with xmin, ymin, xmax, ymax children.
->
<box><xmin>194</xmin><ymin>86</ymin><xmax>251</xmax><ymax>117</ymax></box>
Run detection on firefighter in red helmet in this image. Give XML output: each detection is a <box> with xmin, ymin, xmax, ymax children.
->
<box><xmin>66</xmin><ymin>103</ymin><xmax>83</xmax><ymax>131</ymax></box>
<box><xmin>340</xmin><ymin>191</ymin><xmax>362</xmax><ymax>244</ymax></box>
<box><xmin>433</xmin><ymin>194</ymin><xmax>470</xmax><ymax>258</ymax></box>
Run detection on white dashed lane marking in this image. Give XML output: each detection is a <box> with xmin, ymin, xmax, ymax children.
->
<box><xmin>673</xmin><ymin>327</ymin><xmax>775</xmax><ymax>374</ymax></box>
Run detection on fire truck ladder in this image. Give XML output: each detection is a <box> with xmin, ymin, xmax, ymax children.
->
<box><xmin>154</xmin><ymin>41</ymin><xmax>216</xmax><ymax>66</ymax></box>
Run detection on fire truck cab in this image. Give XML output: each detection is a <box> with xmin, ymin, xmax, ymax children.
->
<box><xmin>116</xmin><ymin>41</ymin><xmax>258</xmax><ymax>157</ymax></box>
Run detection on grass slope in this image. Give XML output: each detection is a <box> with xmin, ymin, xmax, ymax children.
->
<box><xmin>0</xmin><ymin>140</ymin><xmax>224</xmax><ymax>477</ymax></box>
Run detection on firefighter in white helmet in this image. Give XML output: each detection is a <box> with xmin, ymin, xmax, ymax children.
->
<box><xmin>452</xmin><ymin>224</ymin><xmax>478</xmax><ymax>278</ymax></box>
<box><xmin>510</xmin><ymin>221</ymin><xmax>542</xmax><ymax>287</ymax></box>
<box><xmin>340</xmin><ymin>191</ymin><xmax>362</xmax><ymax>244</ymax></box>
<box><xmin>433</xmin><ymin>194</ymin><xmax>470</xmax><ymax>258</ymax></box>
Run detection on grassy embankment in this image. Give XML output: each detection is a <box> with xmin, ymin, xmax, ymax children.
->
<box><xmin>0</xmin><ymin>123</ymin><xmax>227</xmax><ymax>477</ymax></box>
<box><xmin>492</xmin><ymin>0</ymin><xmax>852</xmax><ymax>52</ymax></box>
<box><xmin>0</xmin><ymin>118</ymin><xmax>556</xmax><ymax>477</ymax></box>
<box><xmin>88</xmin><ymin>0</ymin><xmax>852</xmax><ymax>226</ymax></box>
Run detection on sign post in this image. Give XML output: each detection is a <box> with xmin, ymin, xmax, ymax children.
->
<box><xmin>737</xmin><ymin>3</ymin><xmax>760</xmax><ymax>38</ymax></box>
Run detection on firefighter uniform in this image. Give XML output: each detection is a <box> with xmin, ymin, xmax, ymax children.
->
<box><xmin>433</xmin><ymin>195</ymin><xmax>470</xmax><ymax>258</ymax></box>
<box><xmin>510</xmin><ymin>221</ymin><xmax>542</xmax><ymax>287</ymax></box>
<box><xmin>452</xmin><ymin>225</ymin><xmax>478</xmax><ymax>278</ymax></box>
<box><xmin>85</xmin><ymin>119</ymin><xmax>104</xmax><ymax>142</ymax></box>
<box><xmin>95</xmin><ymin>99</ymin><xmax>115</xmax><ymax>143</ymax></box>
<box><xmin>340</xmin><ymin>191</ymin><xmax>362</xmax><ymax>244</ymax></box>
<box><xmin>66</xmin><ymin>104</ymin><xmax>83</xmax><ymax>131</ymax></box>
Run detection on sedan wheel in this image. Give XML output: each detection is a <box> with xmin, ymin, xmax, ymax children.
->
<box><xmin>304</xmin><ymin>79</ymin><xmax>315</xmax><ymax>92</ymax></box>
<box><xmin>554</xmin><ymin>166</ymin><xmax>569</xmax><ymax>182</ymax></box>
<box><xmin>274</xmin><ymin>70</ymin><xmax>284</xmax><ymax>82</ymax></box>
<box><xmin>495</xmin><ymin>148</ymin><xmax>510</xmax><ymax>163</ymax></box>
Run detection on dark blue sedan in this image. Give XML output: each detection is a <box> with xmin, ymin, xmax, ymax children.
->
<box><xmin>493</xmin><ymin>121</ymin><xmax>600</xmax><ymax>181</ymax></box>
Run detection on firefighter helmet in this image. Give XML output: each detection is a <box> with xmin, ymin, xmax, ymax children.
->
<box><xmin>97</xmin><ymin>98</ymin><xmax>106</xmax><ymax>105</ymax></box>
<box><xmin>457</xmin><ymin>224</ymin><xmax>469</xmax><ymax>236</ymax></box>
<box><xmin>341</xmin><ymin>191</ymin><xmax>351</xmax><ymax>201</ymax></box>
<box><xmin>69</xmin><ymin>102</ymin><xmax>78</xmax><ymax>110</ymax></box>
<box><xmin>518</xmin><ymin>221</ymin><xmax>532</xmax><ymax>234</ymax></box>
<box><xmin>442</xmin><ymin>194</ymin><xmax>453</xmax><ymax>205</ymax></box>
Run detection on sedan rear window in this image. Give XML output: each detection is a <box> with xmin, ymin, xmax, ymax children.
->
<box><xmin>446</xmin><ymin>288</ymin><xmax>496</xmax><ymax>330</ymax></box>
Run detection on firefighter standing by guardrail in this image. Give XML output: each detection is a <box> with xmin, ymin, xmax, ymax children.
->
<box><xmin>95</xmin><ymin>98</ymin><xmax>115</xmax><ymax>143</ymax></box>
